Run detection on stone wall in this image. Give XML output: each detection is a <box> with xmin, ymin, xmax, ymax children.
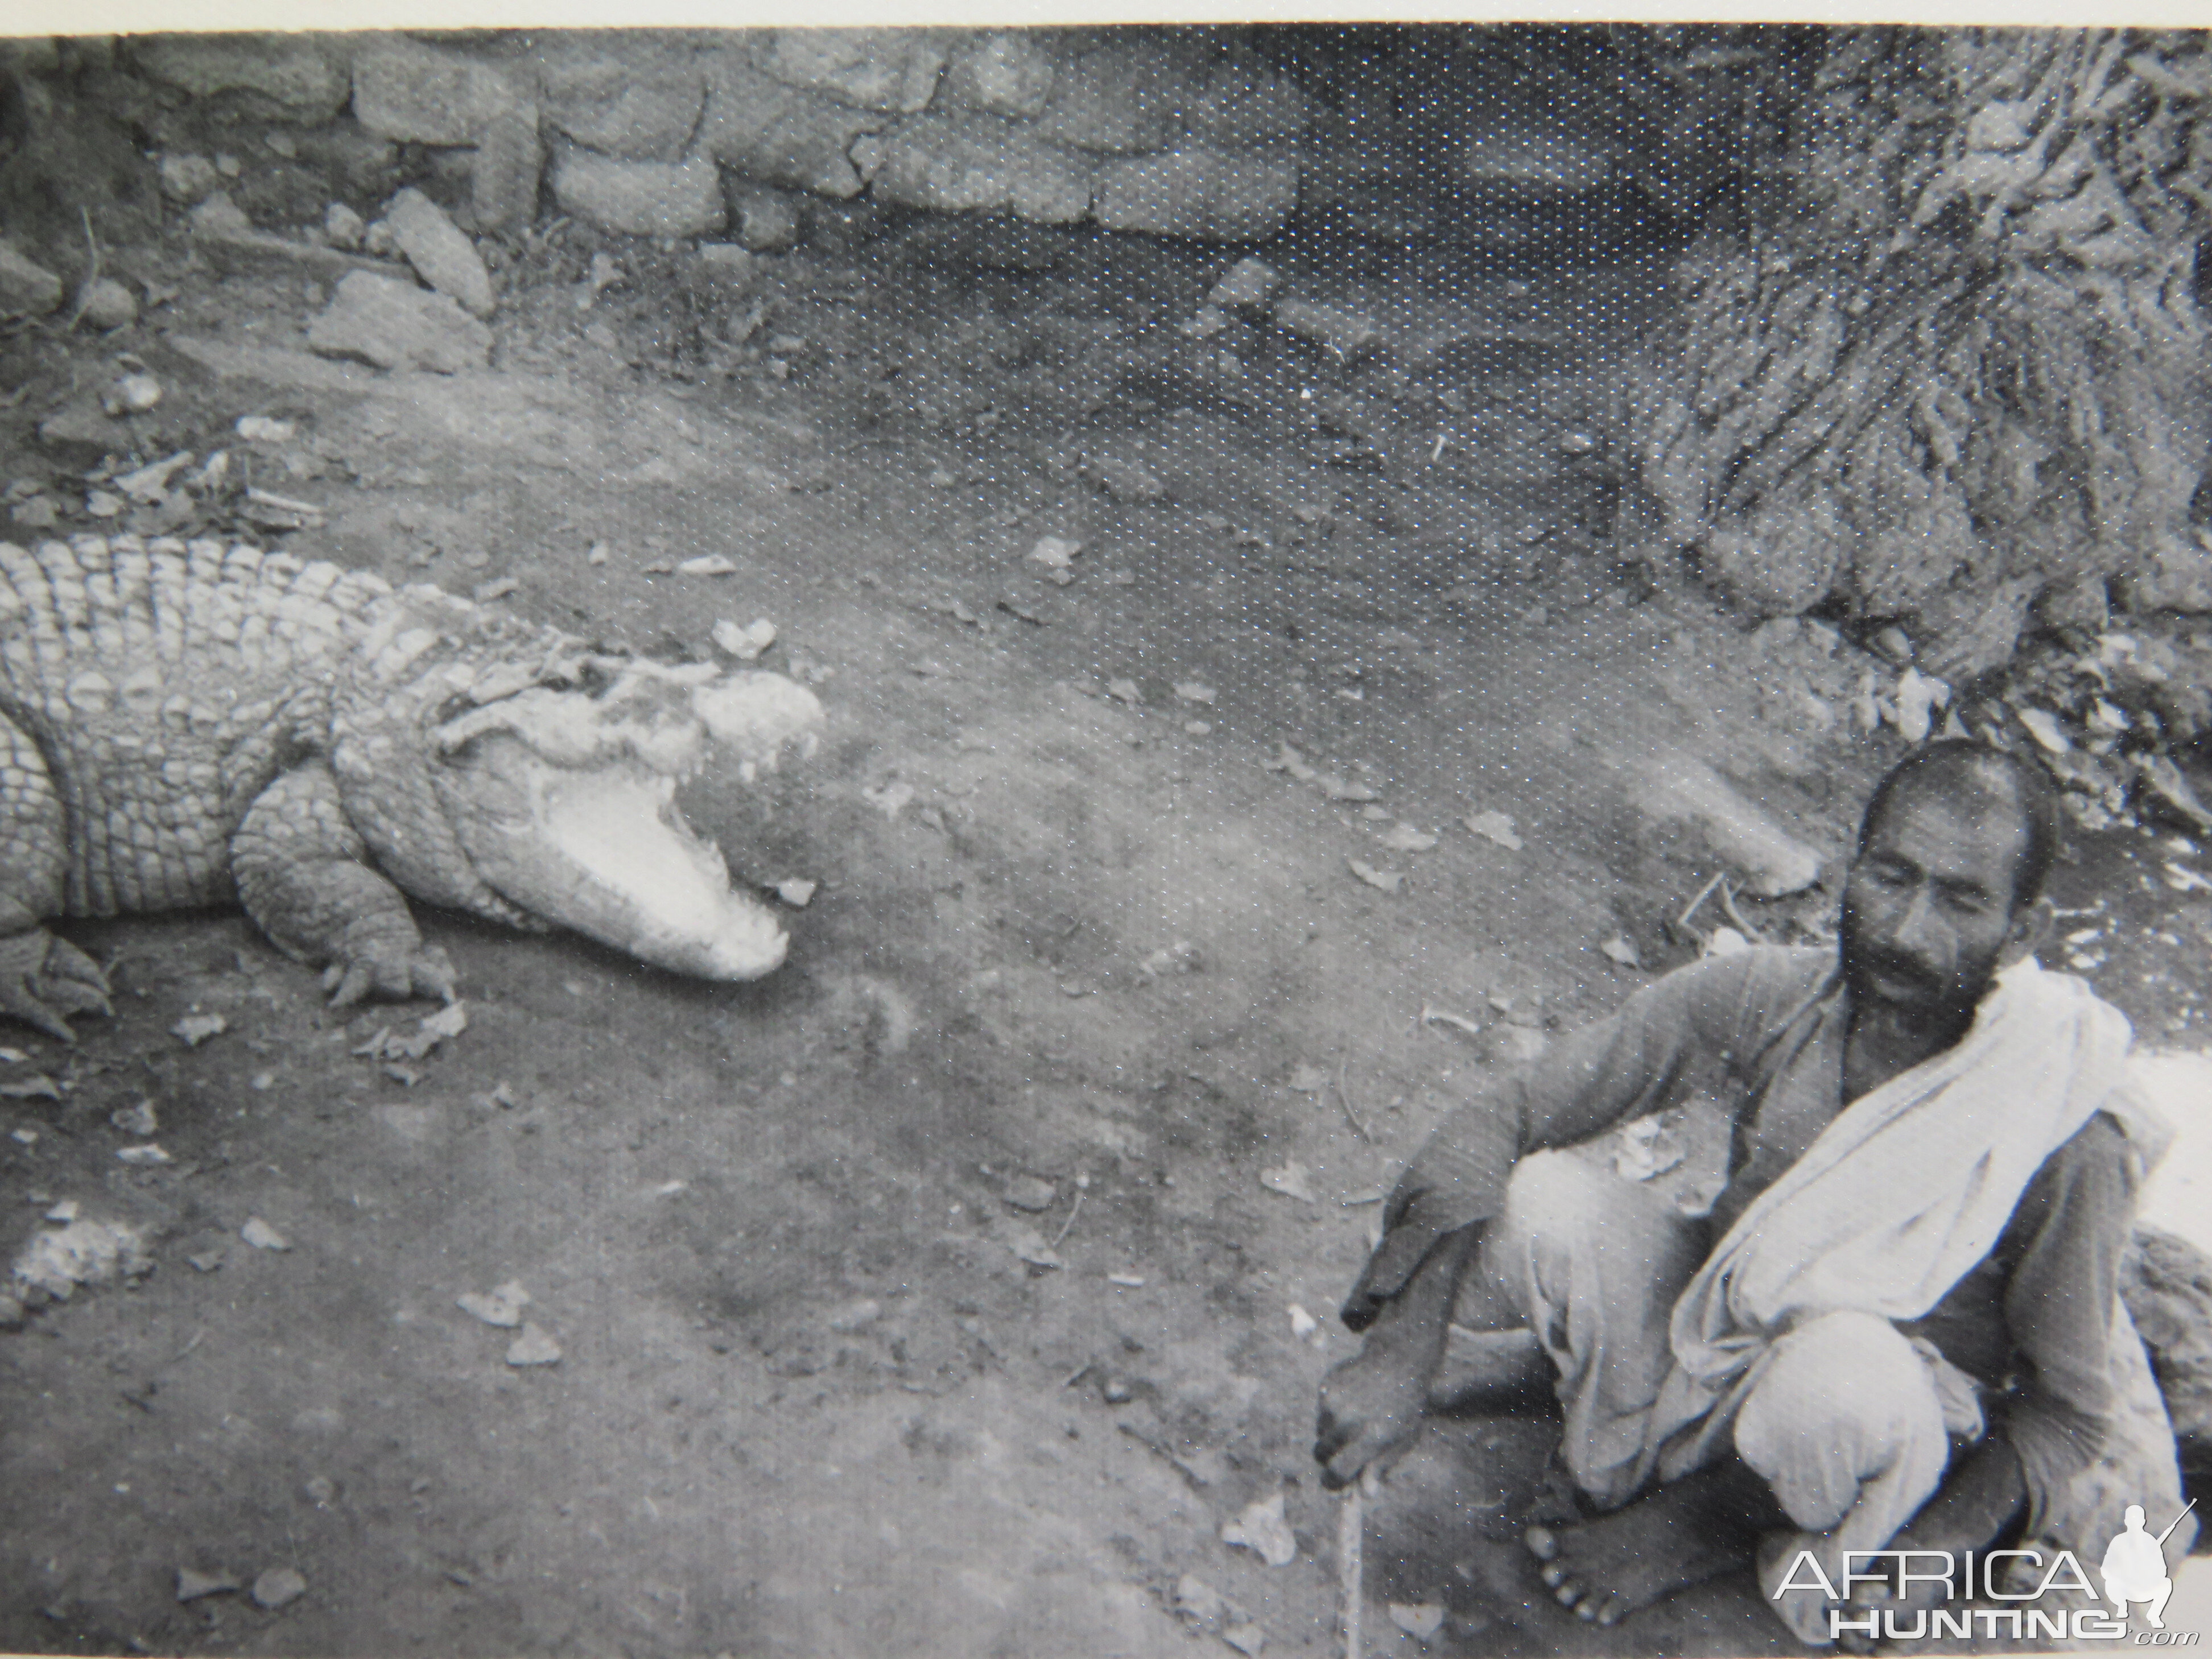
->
<box><xmin>114</xmin><ymin>27</ymin><xmax>1320</xmax><ymax>246</ymax></box>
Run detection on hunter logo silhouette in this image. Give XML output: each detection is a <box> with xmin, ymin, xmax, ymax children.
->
<box><xmin>2103</xmin><ymin>1500</ymin><xmax>2197</xmax><ymax>1628</ymax></box>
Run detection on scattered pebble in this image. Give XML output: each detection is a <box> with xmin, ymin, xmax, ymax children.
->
<box><xmin>703</xmin><ymin>618</ymin><xmax>777</xmax><ymax>662</ymax></box>
<box><xmin>175</xmin><ymin>1569</ymin><xmax>237</xmax><ymax>1603</ymax></box>
<box><xmin>1223</xmin><ymin>1624</ymin><xmax>1266</xmax><ymax>1656</ymax></box>
<box><xmin>115</xmin><ymin>1144</ymin><xmax>172</xmax><ymax>1166</ymax></box>
<box><xmin>102</xmin><ymin>373</ymin><xmax>163</xmax><ymax>415</ymax></box>
<box><xmin>251</xmin><ymin>1567</ymin><xmax>307</xmax><ymax>1611</ymax></box>
<box><xmin>1464</xmin><ymin>811</ymin><xmax>1524</xmax><ymax>850</ymax></box>
<box><xmin>456</xmin><ymin>1280</ymin><xmax>531</xmax><ymax>1328</ymax></box>
<box><xmin>1389</xmin><ymin>1602</ymin><xmax>1446</xmax><ymax>1641</ymax></box>
<box><xmin>1347</xmin><ymin>860</ymin><xmax>1402</xmax><ymax>893</ymax></box>
<box><xmin>1004</xmin><ymin>1174</ymin><xmax>1058</xmax><ymax>1212</ymax></box>
<box><xmin>44</xmin><ymin>1200</ymin><xmax>78</xmax><ymax>1224</ymax></box>
<box><xmin>1493</xmin><ymin>1027</ymin><xmax>1549</xmax><ymax>1063</ymax></box>
<box><xmin>171</xmin><ymin>1013</ymin><xmax>228</xmax><ymax>1047</ymax></box>
<box><xmin>109</xmin><ymin>1099</ymin><xmax>156</xmax><ymax>1137</ymax></box>
<box><xmin>1288</xmin><ymin>1304</ymin><xmax>1319</xmax><ymax>1337</ymax></box>
<box><xmin>1220</xmin><ymin>1491</ymin><xmax>1298</xmax><ymax>1566</ymax></box>
<box><xmin>303</xmin><ymin>1475</ymin><xmax>337</xmax><ymax>1506</ymax></box>
<box><xmin>1377</xmin><ymin>823</ymin><xmax>1439</xmax><ymax>852</ymax></box>
<box><xmin>1259</xmin><ymin>1162</ymin><xmax>1318</xmax><ymax>1204</ymax></box>
<box><xmin>1004</xmin><ymin>1224</ymin><xmax>1065</xmax><ymax>1271</ymax></box>
<box><xmin>1600</xmin><ymin>935</ymin><xmax>1641</xmax><ymax>968</ymax></box>
<box><xmin>1107</xmin><ymin>678</ymin><xmax>1144</xmax><ymax>705</ymax></box>
<box><xmin>1107</xmin><ymin>1272</ymin><xmax>1146</xmax><ymax>1288</ymax></box>
<box><xmin>0</xmin><ymin>1075</ymin><xmax>60</xmax><ymax>1100</ymax></box>
<box><xmin>505</xmin><ymin>1323</ymin><xmax>563</xmax><ymax>1366</ymax></box>
<box><xmin>84</xmin><ymin>490</ymin><xmax>122</xmax><ymax>518</ymax></box>
<box><xmin>585</xmin><ymin>540</ymin><xmax>611</xmax><ymax>566</ymax></box>
<box><xmin>773</xmin><ymin>878</ymin><xmax>818</xmax><ymax>907</ymax></box>
<box><xmin>1175</xmin><ymin>1575</ymin><xmax>1226</xmax><ymax>1624</ymax></box>
<box><xmin>1184</xmin><ymin>720</ymin><xmax>1212</xmax><ymax>736</ymax></box>
<box><xmin>240</xmin><ymin>1217</ymin><xmax>290</xmax><ymax>1252</ymax></box>
<box><xmin>862</xmin><ymin>781</ymin><xmax>916</xmax><ymax>819</ymax></box>
<box><xmin>1174</xmin><ymin>682</ymin><xmax>1216</xmax><ymax>704</ymax></box>
<box><xmin>1316</xmin><ymin>772</ymin><xmax>1379</xmax><ymax>803</ymax></box>
<box><xmin>187</xmin><ymin>1251</ymin><xmax>225</xmax><ymax>1273</ymax></box>
<box><xmin>471</xmin><ymin>577</ymin><xmax>519</xmax><ymax>602</ymax></box>
<box><xmin>1286</xmin><ymin>1064</ymin><xmax>1329</xmax><ymax>1093</ymax></box>
<box><xmin>1027</xmin><ymin>535</ymin><xmax>1082</xmax><ymax>570</ymax></box>
<box><xmin>76</xmin><ymin>277</ymin><xmax>138</xmax><ymax>331</ymax></box>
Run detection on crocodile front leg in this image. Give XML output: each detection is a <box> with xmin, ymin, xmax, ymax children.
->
<box><xmin>230</xmin><ymin>761</ymin><xmax>458</xmax><ymax>1008</ymax></box>
<box><xmin>0</xmin><ymin>710</ymin><xmax>111</xmax><ymax>1039</ymax></box>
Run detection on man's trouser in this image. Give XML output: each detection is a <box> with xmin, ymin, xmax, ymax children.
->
<box><xmin>1448</xmin><ymin>1148</ymin><xmax>2190</xmax><ymax>1645</ymax></box>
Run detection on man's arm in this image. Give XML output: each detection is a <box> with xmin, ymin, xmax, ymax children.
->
<box><xmin>1314</xmin><ymin>1224</ymin><xmax>1481</xmax><ymax>1489</ymax></box>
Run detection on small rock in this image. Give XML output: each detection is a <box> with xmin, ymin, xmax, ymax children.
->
<box><xmin>1174</xmin><ymin>682</ymin><xmax>1216</xmax><ymax>704</ymax></box>
<box><xmin>774</xmin><ymin>878</ymin><xmax>817</xmax><ymax>907</ymax></box>
<box><xmin>726</xmin><ymin>184</ymin><xmax>802</xmax><ymax>251</ymax></box>
<box><xmin>1206</xmin><ymin>256</ymin><xmax>1280</xmax><ymax>310</ymax></box>
<box><xmin>302</xmin><ymin>1475</ymin><xmax>336</xmax><ymax>1505</ymax></box>
<box><xmin>1389</xmin><ymin>1602</ymin><xmax>1446</xmax><ymax>1641</ymax></box>
<box><xmin>384</xmin><ymin>187</ymin><xmax>494</xmax><ymax>319</ymax></box>
<box><xmin>171</xmin><ymin>1013</ymin><xmax>227</xmax><ymax>1047</ymax></box>
<box><xmin>115</xmin><ymin>1145</ymin><xmax>172</xmax><ymax>1167</ymax></box>
<box><xmin>158</xmin><ymin>152</ymin><xmax>222</xmax><ymax>205</ymax></box>
<box><xmin>552</xmin><ymin>152</ymin><xmax>727</xmax><ymax>240</ymax></box>
<box><xmin>1220</xmin><ymin>1491</ymin><xmax>1297</xmax><ymax>1567</ymax></box>
<box><xmin>308</xmin><ymin>271</ymin><xmax>491</xmax><ymax>374</ymax></box>
<box><xmin>1378</xmin><ymin>823</ymin><xmax>1439</xmax><ymax>852</ymax></box>
<box><xmin>1084</xmin><ymin>454</ymin><xmax>1169</xmax><ymax>505</ymax></box>
<box><xmin>236</xmin><ymin>415</ymin><xmax>296</xmax><ymax>443</ymax></box>
<box><xmin>1107</xmin><ymin>679</ymin><xmax>1144</xmax><ymax>705</ymax></box>
<box><xmin>1174</xmin><ymin>1574</ymin><xmax>1225</xmax><ymax>1624</ymax></box>
<box><xmin>1347</xmin><ymin>860</ymin><xmax>1402</xmax><ymax>893</ymax></box>
<box><xmin>712</xmin><ymin>617</ymin><xmax>777</xmax><ymax>660</ymax></box>
<box><xmin>826</xmin><ymin>1297</ymin><xmax>881</xmax><ymax>1333</ymax></box>
<box><xmin>110</xmin><ymin>1100</ymin><xmax>159</xmax><ymax>1137</ymax></box>
<box><xmin>76</xmin><ymin>278</ymin><xmax>138</xmax><ymax>331</ymax></box>
<box><xmin>102</xmin><ymin>374</ymin><xmax>164</xmax><ymax>416</ymax></box>
<box><xmin>176</xmin><ymin>1569</ymin><xmax>238</xmax><ymax>1603</ymax></box>
<box><xmin>1004</xmin><ymin>1174</ymin><xmax>1058</xmax><ymax>1212</ymax></box>
<box><xmin>0</xmin><ymin>1295</ymin><xmax>23</xmax><ymax>1330</ymax></box>
<box><xmin>362</xmin><ymin>219</ymin><xmax>394</xmax><ymax>258</ymax></box>
<box><xmin>11</xmin><ymin>497</ymin><xmax>57</xmax><ymax>530</ymax></box>
<box><xmin>1223</xmin><ymin>1624</ymin><xmax>1266</xmax><ymax>1656</ymax></box>
<box><xmin>1288</xmin><ymin>1304</ymin><xmax>1319</xmax><ymax>1336</ymax></box>
<box><xmin>250</xmin><ymin>1567</ymin><xmax>307</xmax><ymax>1611</ymax></box>
<box><xmin>84</xmin><ymin>490</ymin><xmax>123</xmax><ymax>519</ymax></box>
<box><xmin>1273</xmin><ymin>298</ymin><xmax>1382</xmax><ymax>364</ymax></box>
<box><xmin>1873</xmin><ymin>625</ymin><xmax>1914</xmax><ymax>665</ymax></box>
<box><xmin>1600</xmin><ymin>935</ymin><xmax>1642</xmax><ymax>968</ymax></box>
<box><xmin>240</xmin><ymin>1217</ymin><xmax>290</xmax><ymax>1252</ymax></box>
<box><xmin>1494</xmin><ymin>1026</ymin><xmax>1549</xmax><ymax>1063</ymax></box>
<box><xmin>1004</xmin><ymin>1224</ymin><xmax>1065</xmax><ymax>1270</ymax></box>
<box><xmin>44</xmin><ymin>1200</ymin><xmax>79</xmax><ymax>1224</ymax></box>
<box><xmin>1259</xmin><ymin>1162</ymin><xmax>1317</xmax><ymax>1204</ymax></box>
<box><xmin>678</xmin><ymin>554</ymin><xmax>739</xmax><ymax>576</ymax></box>
<box><xmin>323</xmin><ymin>201</ymin><xmax>365</xmax><ymax>250</ymax></box>
<box><xmin>187</xmin><ymin>1251</ymin><xmax>225</xmax><ymax>1273</ymax></box>
<box><xmin>1286</xmin><ymin>1064</ymin><xmax>1328</xmax><ymax>1093</ymax></box>
<box><xmin>506</xmin><ymin>1323</ymin><xmax>562</xmax><ymax>1366</ymax></box>
<box><xmin>1028</xmin><ymin>535</ymin><xmax>1082</xmax><ymax>569</ymax></box>
<box><xmin>1184</xmin><ymin>720</ymin><xmax>1212</xmax><ymax>736</ymax></box>
<box><xmin>456</xmin><ymin>1280</ymin><xmax>530</xmax><ymax>1328</ymax></box>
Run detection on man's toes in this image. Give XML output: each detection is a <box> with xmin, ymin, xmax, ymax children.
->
<box><xmin>1525</xmin><ymin>1525</ymin><xmax>1562</xmax><ymax>1562</ymax></box>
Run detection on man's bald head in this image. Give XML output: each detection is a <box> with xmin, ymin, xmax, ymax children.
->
<box><xmin>1856</xmin><ymin>740</ymin><xmax>2061</xmax><ymax>913</ymax></box>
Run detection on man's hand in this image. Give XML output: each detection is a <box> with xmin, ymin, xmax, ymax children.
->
<box><xmin>1315</xmin><ymin>1339</ymin><xmax>1431</xmax><ymax>1490</ymax></box>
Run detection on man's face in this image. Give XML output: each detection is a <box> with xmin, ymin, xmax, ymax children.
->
<box><xmin>1839</xmin><ymin>787</ymin><xmax>2032</xmax><ymax>1025</ymax></box>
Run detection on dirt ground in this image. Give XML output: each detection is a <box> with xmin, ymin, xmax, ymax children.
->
<box><xmin>3</xmin><ymin>176</ymin><xmax>2210</xmax><ymax>1659</ymax></box>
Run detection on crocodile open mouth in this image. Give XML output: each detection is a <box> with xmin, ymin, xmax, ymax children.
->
<box><xmin>445</xmin><ymin>744</ymin><xmax>790</xmax><ymax>981</ymax></box>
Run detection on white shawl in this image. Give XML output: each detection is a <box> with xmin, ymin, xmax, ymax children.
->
<box><xmin>1647</xmin><ymin>958</ymin><xmax>2149</xmax><ymax>1472</ymax></box>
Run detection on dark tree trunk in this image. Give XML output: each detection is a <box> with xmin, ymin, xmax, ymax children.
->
<box><xmin>1627</xmin><ymin>27</ymin><xmax>2212</xmax><ymax>682</ymax></box>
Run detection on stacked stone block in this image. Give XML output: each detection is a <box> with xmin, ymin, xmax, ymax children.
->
<box><xmin>121</xmin><ymin>27</ymin><xmax>1316</xmax><ymax>246</ymax></box>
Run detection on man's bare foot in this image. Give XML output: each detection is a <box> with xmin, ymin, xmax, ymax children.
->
<box><xmin>1522</xmin><ymin>1463</ymin><xmax>1775</xmax><ymax>1625</ymax></box>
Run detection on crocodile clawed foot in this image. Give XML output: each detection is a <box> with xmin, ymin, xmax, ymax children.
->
<box><xmin>322</xmin><ymin>939</ymin><xmax>459</xmax><ymax>1009</ymax></box>
<box><xmin>0</xmin><ymin>930</ymin><xmax>114</xmax><ymax>1042</ymax></box>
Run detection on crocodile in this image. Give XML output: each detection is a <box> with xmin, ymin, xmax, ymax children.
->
<box><xmin>0</xmin><ymin>533</ymin><xmax>825</xmax><ymax>1038</ymax></box>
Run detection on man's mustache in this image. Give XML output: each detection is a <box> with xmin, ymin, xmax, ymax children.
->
<box><xmin>1848</xmin><ymin>940</ymin><xmax>1947</xmax><ymax>996</ymax></box>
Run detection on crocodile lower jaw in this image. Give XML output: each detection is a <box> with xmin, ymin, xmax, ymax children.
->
<box><xmin>473</xmin><ymin>766</ymin><xmax>789</xmax><ymax>981</ymax></box>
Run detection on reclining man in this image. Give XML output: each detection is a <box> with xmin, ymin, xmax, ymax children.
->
<box><xmin>1314</xmin><ymin>741</ymin><xmax>2188</xmax><ymax>1645</ymax></box>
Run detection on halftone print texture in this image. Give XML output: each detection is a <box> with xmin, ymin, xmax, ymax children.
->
<box><xmin>0</xmin><ymin>23</ymin><xmax>2207</xmax><ymax>1658</ymax></box>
